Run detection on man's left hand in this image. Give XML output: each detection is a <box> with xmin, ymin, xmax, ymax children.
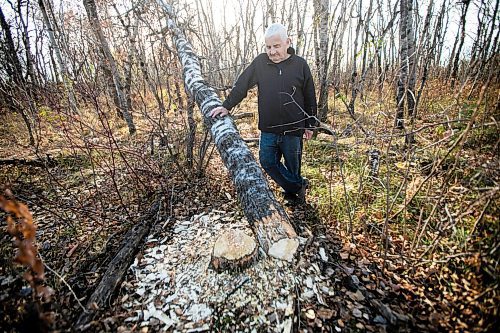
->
<box><xmin>303</xmin><ymin>129</ymin><xmax>313</xmax><ymax>140</ymax></box>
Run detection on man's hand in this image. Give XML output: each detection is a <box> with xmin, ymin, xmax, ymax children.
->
<box><xmin>303</xmin><ymin>129</ymin><xmax>313</xmax><ymax>140</ymax></box>
<box><xmin>210</xmin><ymin>106</ymin><xmax>229</xmax><ymax>118</ymax></box>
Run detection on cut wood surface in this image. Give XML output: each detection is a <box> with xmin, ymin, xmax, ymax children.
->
<box><xmin>157</xmin><ymin>1</ymin><xmax>299</xmax><ymax>261</ymax></box>
<box><xmin>211</xmin><ymin>229</ymin><xmax>258</xmax><ymax>272</ymax></box>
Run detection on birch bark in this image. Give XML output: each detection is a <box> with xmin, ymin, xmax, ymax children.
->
<box><xmin>314</xmin><ymin>0</ymin><xmax>329</xmax><ymax>122</ymax></box>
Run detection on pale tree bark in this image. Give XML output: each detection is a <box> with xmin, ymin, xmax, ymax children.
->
<box><xmin>406</xmin><ymin>0</ymin><xmax>417</xmax><ymax>119</ymax></box>
<box><xmin>396</xmin><ymin>0</ymin><xmax>408</xmax><ymax>129</ymax></box>
<box><xmin>349</xmin><ymin>0</ymin><xmax>363</xmax><ymax>120</ymax></box>
<box><xmin>83</xmin><ymin>0</ymin><xmax>136</xmax><ymax>135</ymax></box>
<box><xmin>38</xmin><ymin>0</ymin><xmax>78</xmax><ymax>114</ymax></box>
<box><xmin>265</xmin><ymin>0</ymin><xmax>276</xmax><ymax>25</ymax></box>
<box><xmin>156</xmin><ymin>1</ymin><xmax>299</xmax><ymax>262</ymax></box>
<box><xmin>396</xmin><ymin>0</ymin><xmax>417</xmax><ymax>136</ymax></box>
<box><xmin>314</xmin><ymin>0</ymin><xmax>329</xmax><ymax>123</ymax></box>
<box><xmin>361</xmin><ymin>0</ymin><xmax>374</xmax><ymax>81</ymax></box>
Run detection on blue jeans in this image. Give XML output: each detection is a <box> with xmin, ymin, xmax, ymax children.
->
<box><xmin>259</xmin><ymin>132</ymin><xmax>304</xmax><ymax>194</ymax></box>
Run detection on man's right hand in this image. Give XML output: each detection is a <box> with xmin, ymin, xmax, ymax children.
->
<box><xmin>210</xmin><ymin>106</ymin><xmax>229</xmax><ymax>118</ymax></box>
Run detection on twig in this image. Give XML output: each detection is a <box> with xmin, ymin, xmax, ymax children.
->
<box><xmin>39</xmin><ymin>253</ymin><xmax>88</xmax><ymax>313</ymax></box>
<box><xmin>264</xmin><ymin>88</ymin><xmax>338</xmax><ymax>137</ymax></box>
<box><xmin>390</xmin><ymin>78</ymin><xmax>491</xmax><ymax>221</ymax></box>
<box><xmin>225</xmin><ymin>275</ymin><xmax>250</xmax><ymax>299</ymax></box>
<box><xmin>468</xmin><ymin>197</ymin><xmax>492</xmax><ymax>243</ymax></box>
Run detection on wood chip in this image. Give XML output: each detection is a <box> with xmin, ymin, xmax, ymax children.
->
<box><xmin>305</xmin><ymin>309</ymin><xmax>316</xmax><ymax>320</ymax></box>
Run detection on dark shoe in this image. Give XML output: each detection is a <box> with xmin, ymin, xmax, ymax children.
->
<box><xmin>296</xmin><ymin>179</ymin><xmax>309</xmax><ymax>204</ymax></box>
<box><xmin>283</xmin><ymin>191</ymin><xmax>298</xmax><ymax>204</ymax></box>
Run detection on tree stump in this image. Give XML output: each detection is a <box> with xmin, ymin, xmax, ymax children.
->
<box><xmin>211</xmin><ymin>229</ymin><xmax>258</xmax><ymax>272</ymax></box>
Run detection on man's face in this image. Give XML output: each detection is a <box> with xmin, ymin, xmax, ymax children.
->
<box><xmin>265</xmin><ymin>34</ymin><xmax>290</xmax><ymax>63</ymax></box>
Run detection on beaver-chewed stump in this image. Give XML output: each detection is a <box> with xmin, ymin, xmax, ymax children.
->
<box><xmin>211</xmin><ymin>229</ymin><xmax>258</xmax><ymax>272</ymax></box>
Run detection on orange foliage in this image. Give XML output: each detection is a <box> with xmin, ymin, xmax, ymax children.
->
<box><xmin>0</xmin><ymin>190</ymin><xmax>53</xmax><ymax>301</ymax></box>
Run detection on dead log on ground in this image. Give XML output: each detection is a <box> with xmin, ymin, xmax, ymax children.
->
<box><xmin>76</xmin><ymin>198</ymin><xmax>161</xmax><ymax>330</ymax></box>
<box><xmin>157</xmin><ymin>1</ymin><xmax>298</xmax><ymax>262</ymax></box>
<box><xmin>0</xmin><ymin>156</ymin><xmax>56</xmax><ymax>167</ymax></box>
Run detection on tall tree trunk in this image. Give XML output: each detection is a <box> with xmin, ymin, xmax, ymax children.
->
<box><xmin>396</xmin><ymin>0</ymin><xmax>410</xmax><ymax>129</ymax></box>
<box><xmin>83</xmin><ymin>0</ymin><xmax>136</xmax><ymax>135</ymax></box>
<box><xmin>115</xmin><ymin>9</ymin><xmax>167</xmax><ymax>118</ymax></box>
<box><xmin>432</xmin><ymin>0</ymin><xmax>447</xmax><ymax>69</ymax></box>
<box><xmin>348</xmin><ymin>0</ymin><xmax>363</xmax><ymax>122</ymax></box>
<box><xmin>415</xmin><ymin>0</ymin><xmax>434</xmax><ymax>108</ymax></box>
<box><xmin>156</xmin><ymin>1</ymin><xmax>299</xmax><ymax>261</ymax></box>
<box><xmin>396</xmin><ymin>0</ymin><xmax>418</xmax><ymax>143</ymax></box>
<box><xmin>314</xmin><ymin>0</ymin><xmax>329</xmax><ymax>123</ymax></box>
<box><xmin>406</xmin><ymin>0</ymin><xmax>417</xmax><ymax>119</ymax></box>
<box><xmin>436</xmin><ymin>2</ymin><xmax>450</xmax><ymax>70</ymax></box>
<box><xmin>48</xmin><ymin>47</ymin><xmax>60</xmax><ymax>82</ymax></box>
<box><xmin>0</xmin><ymin>5</ymin><xmax>35</xmax><ymax>146</ymax></box>
<box><xmin>450</xmin><ymin>0</ymin><xmax>471</xmax><ymax>88</ymax></box>
<box><xmin>469</xmin><ymin>0</ymin><xmax>485</xmax><ymax>67</ymax></box>
<box><xmin>38</xmin><ymin>0</ymin><xmax>79</xmax><ymax>114</ymax></box>
<box><xmin>16</xmin><ymin>0</ymin><xmax>38</xmax><ymax>85</ymax></box>
<box><xmin>476</xmin><ymin>0</ymin><xmax>499</xmax><ymax>74</ymax></box>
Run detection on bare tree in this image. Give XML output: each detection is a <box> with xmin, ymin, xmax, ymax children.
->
<box><xmin>0</xmin><ymin>5</ymin><xmax>36</xmax><ymax>145</ymax></box>
<box><xmin>38</xmin><ymin>0</ymin><xmax>78</xmax><ymax>114</ymax></box>
<box><xmin>13</xmin><ymin>0</ymin><xmax>38</xmax><ymax>85</ymax></box>
<box><xmin>449</xmin><ymin>0</ymin><xmax>471</xmax><ymax>87</ymax></box>
<box><xmin>313</xmin><ymin>0</ymin><xmax>329</xmax><ymax>123</ymax></box>
<box><xmin>395</xmin><ymin>0</ymin><xmax>417</xmax><ymax>138</ymax></box>
<box><xmin>83</xmin><ymin>0</ymin><xmax>136</xmax><ymax>134</ymax></box>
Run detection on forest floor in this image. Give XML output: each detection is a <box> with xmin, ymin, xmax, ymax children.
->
<box><xmin>0</xmin><ymin>82</ymin><xmax>498</xmax><ymax>332</ymax></box>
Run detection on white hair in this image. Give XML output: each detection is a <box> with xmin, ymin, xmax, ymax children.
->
<box><xmin>264</xmin><ymin>23</ymin><xmax>288</xmax><ymax>41</ymax></box>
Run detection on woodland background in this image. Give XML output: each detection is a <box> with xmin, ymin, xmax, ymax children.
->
<box><xmin>0</xmin><ymin>0</ymin><xmax>498</xmax><ymax>331</ymax></box>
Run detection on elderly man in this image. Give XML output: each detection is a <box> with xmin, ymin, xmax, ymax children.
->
<box><xmin>211</xmin><ymin>23</ymin><xmax>317</xmax><ymax>204</ymax></box>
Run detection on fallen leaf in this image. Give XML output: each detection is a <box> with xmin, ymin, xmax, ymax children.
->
<box><xmin>317</xmin><ymin>307</ymin><xmax>335</xmax><ymax>320</ymax></box>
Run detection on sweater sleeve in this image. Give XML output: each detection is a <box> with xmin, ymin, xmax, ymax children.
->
<box><xmin>222</xmin><ymin>58</ymin><xmax>259</xmax><ymax>111</ymax></box>
<box><xmin>303</xmin><ymin>63</ymin><xmax>318</xmax><ymax>128</ymax></box>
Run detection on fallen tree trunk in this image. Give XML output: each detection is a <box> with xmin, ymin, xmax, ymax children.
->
<box><xmin>0</xmin><ymin>157</ymin><xmax>56</xmax><ymax>167</ymax></box>
<box><xmin>76</xmin><ymin>199</ymin><xmax>161</xmax><ymax>329</ymax></box>
<box><xmin>156</xmin><ymin>1</ymin><xmax>298</xmax><ymax>261</ymax></box>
